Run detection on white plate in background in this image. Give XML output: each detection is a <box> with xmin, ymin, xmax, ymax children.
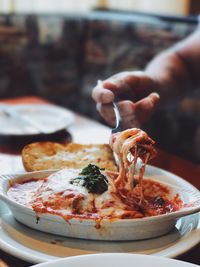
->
<box><xmin>0</xmin><ymin>165</ymin><xmax>199</xmax><ymax>264</ymax></box>
<box><xmin>0</xmin><ymin>104</ymin><xmax>74</xmax><ymax>135</ymax></box>
<box><xmin>32</xmin><ymin>253</ymin><xmax>199</xmax><ymax>267</ymax></box>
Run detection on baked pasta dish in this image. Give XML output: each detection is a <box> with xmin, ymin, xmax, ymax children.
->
<box><xmin>8</xmin><ymin>128</ymin><xmax>183</xmax><ymax>221</ymax></box>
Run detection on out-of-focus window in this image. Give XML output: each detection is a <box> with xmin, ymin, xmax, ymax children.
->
<box><xmin>108</xmin><ymin>0</ymin><xmax>190</xmax><ymax>15</ymax></box>
<box><xmin>108</xmin><ymin>0</ymin><xmax>200</xmax><ymax>15</ymax></box>
<box><xmin>0</xmin><ymin>0</ymin><xmax>199</xmax><ymax>15</ymax></box>
<box><xmin>0</xmin><ymin>0</ymin><xmax>98</xmax><ymax>13</ymax></box>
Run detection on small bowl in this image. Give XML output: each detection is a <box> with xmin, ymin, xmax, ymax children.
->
<box><xmin>0</xmin><ymin>170</ymin><xmax>200</xmax><ymax>241</ymax></box>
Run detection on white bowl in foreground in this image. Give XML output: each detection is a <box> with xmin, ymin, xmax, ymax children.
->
<box><xmin>32</xmin><ymin>253</ymin><xmax>199</xmax><ymax>267</ymax></box>
<box><xmin>0</xmin><ymin>170</ymin><xmax>200</xmax><ymax>241</ymax></box>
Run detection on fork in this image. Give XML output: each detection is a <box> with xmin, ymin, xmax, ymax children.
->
<box><xmin>97</xmin><ymin>80</ymin><xmax>123</xmax><ymax>134</ymax></box>
<box><xmin>110</xmin><ymin>102</ymin><xmax>122</xmax><ymax>167</ymax></box>
<box><xmin>97</xmin><ymin>80</ymin><xmax>123</xmax><ymax>166</ymax></box>
<box><xmin>112</xmin><ymin>102</ymin><xmax>123</xmax><ymax>134</ymax></box>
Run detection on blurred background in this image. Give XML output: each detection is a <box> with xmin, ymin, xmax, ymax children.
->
<box><xmin>0</xmin><ymin>0</ymin><xmax>199</xmax><ymax>163</ymax></box>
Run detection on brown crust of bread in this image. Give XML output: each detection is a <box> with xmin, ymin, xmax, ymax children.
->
<box><xmin>22</xmin><ymin>142</ymin><xmax>117</xmax><ymax>172</ymax></box>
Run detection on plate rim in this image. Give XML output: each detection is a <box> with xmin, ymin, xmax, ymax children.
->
<box><xmin>0</xmin><ymin>165</ymin><xmax>199</xmax><ymax>264</ymax></box>
<box><xmin>32</xmin><ymin>253</ymin><xmax>200</xmax><ymax>267</ymax></box>
<box><xmin>0</xmin><ymin>103</ymin><xmax>75</xmax><ymax>136</ymax></box>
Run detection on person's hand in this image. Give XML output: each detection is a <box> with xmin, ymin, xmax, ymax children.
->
<box><xmin>92</xmin><ymin>71</ymin><xmax>160</xmax><ymax>128</ymax></box>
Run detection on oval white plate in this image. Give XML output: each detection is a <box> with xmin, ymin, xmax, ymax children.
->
<box><xmin>33</xmin><ymin>253</ymin><xmax>199</xmax><ymax>267</ymax></box>
<box><xmin>0</xmin><ymin>165</ymin><xmax>199</xmax><ymax>264</ymax></box>
<box><xmin>0</xmin><ymin>169</ymin><xmax>200</xmax><ymax>241</ymax></box>
<box><xmin>0</xmin><ymin>103</ymin><xmax>74</xmax><ymax>135</ymax></box>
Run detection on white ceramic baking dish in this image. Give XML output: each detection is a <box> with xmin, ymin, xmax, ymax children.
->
<box><xmin>0</xmin><ymin>170</ymin><xmax>200</xmax><ymax>241</ymax></box>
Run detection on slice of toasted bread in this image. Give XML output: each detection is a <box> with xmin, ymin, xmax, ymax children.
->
<box><xmin>22</xmin><ymin>142</ymin><xmax>117</xmax><ymax>172</ymax></box>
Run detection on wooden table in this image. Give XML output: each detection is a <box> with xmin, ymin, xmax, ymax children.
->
<box><xmin>0</xmin><ymin>96</ymin><xmax>199</xmax><ymax>267</ymax></box>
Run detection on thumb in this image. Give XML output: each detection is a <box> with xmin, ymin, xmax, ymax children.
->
<box><xmin>134</xmin><ymin>92</ymin><xmax>160</xmax><ymax>124</ymax></box>
<box><xmin>135</xmin><ymin>92</ymin><xmax>160</xmax><ymax>112</ymax></box>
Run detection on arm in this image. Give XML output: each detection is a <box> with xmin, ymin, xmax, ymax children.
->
<box><xmin>145</xmin><ymin>30</ymin><xmax>200</xmax><ymax>101</ymax></box>
<box><xmin>92</xmin><ymin>29</ymin><xmax>200</xmax><ymax>128</ymax></box>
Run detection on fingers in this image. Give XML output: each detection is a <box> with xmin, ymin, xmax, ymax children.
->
<box><xmin>117</xmin><ymin>101</ymin><xmax>141</xmax><ymax>128</ymax></box>
<box><xmin>135</xmin><ymin>92</ymin><xmax>160</xmax><ymax>112</ymax></box>
<box><xmin>96</xmin><ymin>103</ymin><xmax>116</xmax><ymax>127</ymax></box>
<box><xmin>103</xmin><ymin>72</ymin><xmax>137</xmax><ymax>95</ymax></box>
<box><xmin>93</xmin><ymin>71</ymin><xmax>159</xmax><ymax>128</ymax></box>
<box><xmin>97</xmin><ymin>92</ymin><xmax>160</xmax><ymax>129</ymax></box>
<box><xmin>92</xmin><ymin>71</ymin><xmax>156</xmax><ymax>104</ymax></box>
<box><xmin>92</xmin><ymin>72</ymin><xmax>136</xmax><ymax>103</ymax></box>
<box><xmin>97</xmin><ymin>101</ymin><xmax>140</xmax><ymax>128</ymax></box>
<box><xmin>133</xmin><ymin>92</ymin><xmax>160</xmax><ymax>125</ymax></box>
<box><xmin>92</xmin><ymin>82</ymin><xmax>115</xmax><ymax>103</ymax></box>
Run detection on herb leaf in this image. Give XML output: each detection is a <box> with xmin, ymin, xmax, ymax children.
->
<box><xmin>70</xmin><ymin>164</ymin><xmax>108</xmax><ymax>194</ymax></box>
<box><xmin>154</xmin><ymin>196</ymin><xmax>165</xmax><ymax>206</ymax></box>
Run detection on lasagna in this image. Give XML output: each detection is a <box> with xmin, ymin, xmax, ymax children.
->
<box><xmin>8</xmin><ymin>128</ymin><xmax>182</xmax><ymax>221</ymax></box>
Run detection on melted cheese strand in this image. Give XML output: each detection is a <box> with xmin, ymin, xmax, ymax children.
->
<box><xmin>110</xmin><ymin>128</ymin><xmax>156</xmax><ymax>201</ymax></box>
